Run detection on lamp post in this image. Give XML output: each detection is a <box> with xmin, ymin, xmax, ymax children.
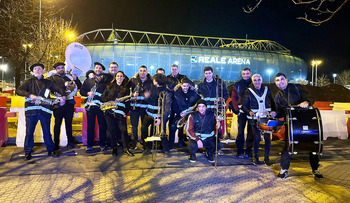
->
<box><xmin>23</xmin><ymin>43</ymin><xmax>33</xmax><ymax>80</ymax></box>
<box><xmin>333</xmin><ymin>73</ymin><xmax>337</xmax><ymax>84</ymax></box>
<box><xmin>1</xmin><ymin>64</ymin><xmax>8</xmax><ymax>92</ymax></box>
<box><xmin>311</xmin><ymin>60</ymin><xmax>322</xmax><ymax>86</ymax></box>
<box><xmin>267</xmin><ymin>69</ymin><xmax>272</xmax><ymax>83</ymax></box>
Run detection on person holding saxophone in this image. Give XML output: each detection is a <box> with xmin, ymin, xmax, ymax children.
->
<box><xmin>80</xmin><ymin>62</ymin><xmax>109</xmax><ymax>153</ymax></box>
<box><xmin>48</xmin><ymin>62</ymin><xmax>82</xmax><ymax>150</ymax></box>
<box><xmin>16</xmin><ymin>63</ymin><xmax>66</xmax><ymax>160</ymax></box>
<box><xmin>101</xmin><ymin>71</ymin><xmax>134</xmax><ymax>156</ymax></box>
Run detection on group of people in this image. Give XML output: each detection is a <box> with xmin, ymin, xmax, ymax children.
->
<box><xmin>16</xmin><ymin>61</ymin><xmax>323</xmax><ymax>180</ymax></box>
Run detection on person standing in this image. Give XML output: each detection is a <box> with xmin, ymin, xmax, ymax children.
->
<box><xmin>16</xmin><ymin>63</ymin><xmax>66</xmax><ymax>160</ymax></box>
<box><xmin>128</xmin><ymin>65</ymin><xmax>153</xmax><ymax>152</ymax></box>
<box><xmin>231</xmin><ymin>67</ymin><xmax>253</xmax><ymax>159</ymax></box>
<box><xmin>105</xmin><ymin>62</ymin><xmax>119</xmax><ymax>83</ymax></box>
<box><xmin>274</xmin><ymin>72</ymin><xmax>323</xmax><ymax>179</ymax></box>
<box><xmin>197</xmin><ymin>66</ymin><xmax>228</xmax><ymax>153</ymax></box>
<box><xmin>80</xmin><ymin>62</ymin><xmax>109</xmax><ymax>153</ymax></box>
<box><xmin>241</xmin><ymin>74</ymin><xmax>276</xmax><ymax>165</ymax></box>
<box><xmin>48</xmin><ymin>62</ymin><xmax>82</xmax><ymax>150</ymax></box>
<box><xmin>170</xmin><ymin>78</ymin><xmax>201</xmax><ymax>148</ymax></box>
<box><xmin>101</xmin><ymin>71</ymin><xmax>134</xmax><ymax>156</ymax></box>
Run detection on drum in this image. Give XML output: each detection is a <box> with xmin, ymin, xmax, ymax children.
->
<box><xmin>258</xmin><ymin>117</ymin><xmax>283</xmax><ymax>134</ymax></box>
<box><xmin>286</xmin><ymin>107</ymin><xmax>323</xmax><ymax>154</ymax></box>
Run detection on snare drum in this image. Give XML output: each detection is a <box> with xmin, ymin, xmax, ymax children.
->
<box><xmin>286</xmin><ymin>107</ymin><xmax>323</xmax><ymax>155</ymax></box>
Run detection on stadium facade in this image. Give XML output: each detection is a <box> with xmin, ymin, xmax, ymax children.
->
<box><xmin>78</xmin><ymin>29</ymin><xmax>307</xmax><ymax>82</ymax></box>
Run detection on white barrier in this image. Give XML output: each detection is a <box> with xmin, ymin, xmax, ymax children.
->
<box><xmin>320</xmin><ymin>110</ymin><xmax>349</xmax><ymax>140</ymax></box>
<box><xmin>10</xmin><ymin>107</ymin><xmax>67</xmax><ymax>147</ymax></box>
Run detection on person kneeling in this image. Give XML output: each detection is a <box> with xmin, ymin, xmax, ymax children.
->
<box><xmin>186</xmin><ymin>100</ymin><xmax>220</xmax><ymax>163</ymax></box>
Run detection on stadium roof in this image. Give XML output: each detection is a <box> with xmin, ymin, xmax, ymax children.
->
<box><xmin>77</xmin><ymin>28</ymin><xmax>291</xmax><ymax>54</ymax></box>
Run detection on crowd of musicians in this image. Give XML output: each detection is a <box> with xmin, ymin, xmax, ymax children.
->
<box><xmin>15</xmin><ymin>61</ymin><xmax>323</xmax><ymax>180</ymax></box>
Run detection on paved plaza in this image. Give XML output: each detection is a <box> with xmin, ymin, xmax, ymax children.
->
<box><xmin>0</xmin><ymin>139</ymin><xmax>350</xmax><ymax>202</ymax></box>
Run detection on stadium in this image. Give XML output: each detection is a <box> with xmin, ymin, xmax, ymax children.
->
<box><xmin>78</xmin><ymin>28</ymin><xmax>307</xmax><ymax>82</ymax></box>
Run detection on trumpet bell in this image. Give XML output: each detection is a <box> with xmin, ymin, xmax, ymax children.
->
<box><xmin>65</xmin><ymin>42</ymin><xmax>92</xmax><ymax>77</ymax></box>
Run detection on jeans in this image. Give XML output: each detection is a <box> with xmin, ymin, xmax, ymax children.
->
<box><xmin>189</xmin><ymin>136</ymin><xmax>216</xmax><ymax>159</ymax></box>
<box><xmin>235</xmin><ymin>113</ymin><xmax>253</xmax><ymax>156</ymax></box>
<box><xmin>53</xmin><ymin>102</ymin><xmax>75</xmax><ymax>150</ymax></box>
<box><xmin>86</xmin><ymin>106</ymin><xmax>107</xmax><ymax>148</ymax></box>
<box><xmin>130</xmin><ymin>109</ymin><xmax>146</xmax><ymax>148</ymax></box>
<box><xmin>24</xmin><ymin>113</ymin><xmax>55</xmax><ymax>154</ymax></box>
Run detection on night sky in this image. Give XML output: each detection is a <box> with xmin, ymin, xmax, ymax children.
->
<box><xmin>55</xmin><ymin>0</ymin><xmax>350</xmax><ymax>80</ymax></box>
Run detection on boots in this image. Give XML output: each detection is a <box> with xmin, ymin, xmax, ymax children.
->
<box><xmin>112</xmin><ymin>147</ymin><xmax>118</xmax><ymax>156</ymax></box>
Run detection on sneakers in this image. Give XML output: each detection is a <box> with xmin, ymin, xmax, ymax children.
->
<box><xmin>264</xmin><ymin>158</ymin><xmax>272</xmax><ymax>166</ymax></box>
<box><xmin>313</xmin><ymin>170</ymin><xmax>324</xmax><ymax>180</ymax></box>
<box><xmin>278</xmin><ymin>169</ymin><xmax>288</xmax><ymax>179</ymax></box>
<box><xmin>165</xmin><ymin>151</ymin><xmax>171</xmax><ymax>158</ymax></box>
<box><xmin>253</xmin><ymin>157</ymin><xmax>264</xmax><ymax>165</ymax></box>
<box><xmin>189</xmin><ymin>156</ymin><xmax>197</xmax><ymax>163</ymax></box>
<box><xmin>24</xmin><ymin>153</ymin><xmax>32</xmax><ymax>161</ymax></box>
<box><xmin>237</xmin><ymin>154</ymin><xmax>244</xmax><ymax>159</ymax></box>
<box><xmin>206</xmin><ymin>152</ymin><xmax>215</xmax><ymax>163</ymax></box>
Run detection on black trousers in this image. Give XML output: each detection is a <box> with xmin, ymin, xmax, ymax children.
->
<box><xmin>53</xmin><ymin>102</ymin><xmax>75</xmax><ymax>150</ymax></box>
<box><xmin>105</xmin><ymin>113</ymin><xmax>131</xmax><ymax>149</ymax></box>
<box><xmin>189</xmin><ymin>136</ymin><xmax>216</xmax><ymax>159</ymax></box>
<box><xmin>236</xmin><ymin>113</ymin><xmax>253</xmax><ymax>156</ymax></box>
<box><xmin>86</xmin><ymin>106</ymin><xmax>107</xmax><ymax>148</ymax></box>
<box><xmin>249</xmin><ymin>119</ymin><xmax>271</xmax><ymax>159</ymax></box>
<box><xmin>280</xmin><ymin>140</ymin><xmax>320</xmax><ymax>171</ymax></box>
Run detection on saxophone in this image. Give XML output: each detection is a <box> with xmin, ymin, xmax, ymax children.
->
<box><xmin>100</xmin><ymin>95</ymin><xmax>132</xmax><ymax>111</ymax></box>
<box><xmin>27</xmin><ymin>96</ymin><xmax>60</xmax><ymax>106</ymax></box>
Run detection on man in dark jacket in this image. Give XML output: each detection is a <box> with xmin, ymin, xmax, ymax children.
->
<box><xmin>186</xmin><ymin>100</ymin><xmax>220</xmax><ymax>163</ymax></box>
<box><xmin>274</xmin><ymin>72</ymin><xmax>323</xmax><ymax>180</ymax></box>
<box><xmin>80</xmin><ymin>62</ymin><xmax>109</xmax><ymax>153</ymax></box>
<box><xmin>197</xmin><ymin>66</ymin><xmax>228</xmax><ymax>153</ymax></box>
<box><xmin>241</xmin><ymin>74</ymin><xmax>276</xmax><ymax>165</ymax></box>
<box><xmin>48</xmin><ymin>62</ymin><xmax>82</xmax><ymax>150</ymax></box>
<box><xmin>141</xmin><ymin>74</ymin><xmax>172</xmax><ymax>157</ymax></box>
<box><xmin>231</xmin><ymin>67</ymin><xmax>253</xmax><ymax>158</ymax></box>
<box><xmin>16</xmin><ymin>63</ymin><xmax>66</xmax><ymax>160</ymax></box>
<box><xmin>170</xmin><ymin>78</ymin><xmax>201</xmax><ymax>148</ymax></box>
<box><xmin>128</xmin><ymin>65</ymin><xmax>153</xmax><ymax>151</ymax></box>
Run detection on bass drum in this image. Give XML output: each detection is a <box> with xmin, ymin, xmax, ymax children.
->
<box><xmin>286</xmin><ymin>107</ymin><xmax>323</xmax><ymax>155</ymax></box>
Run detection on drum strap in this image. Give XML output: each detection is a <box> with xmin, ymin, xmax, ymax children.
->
<box><xmin>248</xmin><ymin>86</ymin><xmax>268</xmax><ymax>116</ymax></box>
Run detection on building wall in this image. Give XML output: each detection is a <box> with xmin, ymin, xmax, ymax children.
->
<box><xmin>85</xmin><ymin>43</ymin><xmax>307</xmax><ymax>82</ymax></box>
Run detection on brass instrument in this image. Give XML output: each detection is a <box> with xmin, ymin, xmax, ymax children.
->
<box><xmin>27</xmin><ymin>96</ymin><xmax>60</xmax><ymax>106</ymax></box>
<box><xmin>131</xmin><ymin>84</ymin><xmax>140</xmax><ymax>110</ymax></box>
<box><xmin>100</xmin><ymin>95</ymin><xmax>132</xmax><ymax>111</ymax></box>
<box><xmin>47</xmin><ymin>69</ymin><xmax>77</xmax><ymax>100</ymax></box>
<box><xmin>86</xmin><ymin>84</ymin><xmax>97</xmax><ymax>111</ymax></box>
<box><xmin>176</xmin><ymin>105</ymin><xmax>197</xmax><ymax>128</ymax></box>
<box><xmin>145</xmin><ymin>91</ymin><xmax>167</xmax><ymax>162</ymax></box>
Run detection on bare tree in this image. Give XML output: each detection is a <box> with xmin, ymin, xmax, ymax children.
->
<box><xmin>0</xmin><ymin>0</ymin><xmax>76</xmax><ymax>88</ymax></box>
<box><xmin>337</xmin><ymin>70</ymin><xmax>350</xmax><ymax>86</ymax></box>
<box><xmin>317</xmin><ymin>74</ymin><xmax>331</xmax><ymax>87</ymax></box>
<box><xmin>244</xmin><ymin>0</ymin><xmax>348</xmax><ymax>26</ymax></box>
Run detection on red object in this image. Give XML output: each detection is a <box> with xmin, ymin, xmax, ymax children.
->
<box><xmin>0</xmin><ymin>97</ymin><xmax>6</xmax><ymax>108</ymax></box>
<box><xmin>74</xmin><ymin>97</ymin><xmax>82</xmax><ymax>108</ymax></box>
<box><xmin>3</xmin><ymin>90</ymin><xmax>14</xmax><ymax>95</ymax></box>
<box><xmin>75</xmin><ymin>107</ymin><xmax>100</xmax><ymax>145</ymax></box>
<box><xmin>0</xmin><ymin>108</ymin><xmax>9</xmax><ymax>147</ymax></box>
<box><xmin>313</xmin><ymin>101</ymin><xmax>333</xmax><ymax>110</ymax></box>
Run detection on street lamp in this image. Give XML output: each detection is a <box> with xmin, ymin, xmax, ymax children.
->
<box><xmin>23</xmin><ymin>43</ymin><xmax>33</xmax><ymax>80</ymax></box>
<box><xmin>267</xmin><ymin>69</ymin><xmax>272</xmax><ymax>83</ymax></box>
<box><xmin>1</xmin><ymin>64</ymin><xmax>8</xmax><ymax>92</ymax></box>
<box><xmin>333</xmin><ymin>73</ymin><xmax>337</xmax><ymax>84</ymax></box>
<box><xmin>311</xmin><ymin>60</ymin><xmax>322</xmax><ymax>86</ymax></box>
